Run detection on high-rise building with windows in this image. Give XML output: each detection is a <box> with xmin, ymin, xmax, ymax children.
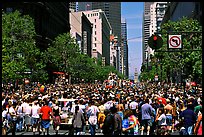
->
<box><xmin>142</xmin><ymin>2</ymin><xmax>153</xmax><ymax>64</ymax></box>
<box><xmin>121</xmin><ymin>18</ymin><xmax>129</xmax><ymax>78</ymax></box>
<box><xmin>69</xmin><ymin>2</ymin><xmax>76</xmax><ymax>12</ymax></box>
<box><xmin>77</xmin><ymin>2</ymin><xmax>92</xmax><ymax>11</ymax></box>
<box><xmin>142</xmin><ymin>2</ymin><xmax>167</xmax><ymax>64</ymax></box>
<box><xmin>82</xmin><ymin>9</ymin><xmax>112</xmax><ymax>65</ymax></box>
<box><xmin>92</xmin><ymin>2</ymin><xmax>121</xmax><ymax>45</ymax></box>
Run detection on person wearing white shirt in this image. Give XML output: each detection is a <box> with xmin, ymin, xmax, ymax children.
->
<box><xmin>9</xmin><ymin>105</ymin><xmax>16</xmax><ymax>116</ymax></box>
<box><xmin>31</xmin><ymin>102</ymin><xmax>41</xmax><ymax>135</ymax></box>
<box><xmin>71</xmin><ymin>100</ymin><xmax>84</xmax><ymax>114</ymax></box>
<box><xmin>87</xmin><ymin>101</ymin><xmax>99</xmax><ymax>135</ymax></box>
<box><xmin>129</xmin><ymin>100</ymin><xmax>138</xmax><ymax>117</ymax></box>
<box><xmin>24</xmin><ymin>103</ymin><xmax>32</xmax><ymax>131</ymax></box>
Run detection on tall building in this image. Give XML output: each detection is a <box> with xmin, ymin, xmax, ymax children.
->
<box><xmin>142</xmin><ymin>2</ymin><xmax>153</xmax><ymax>64</ymax></box>
<box><xmin>162</xmin><ymin>2</ymin><xmax>202</xmax><ymax>24</ymax></box>
<box><xmin>70</xmin><ymin>12</ymin><xmax>92</xmax><ymax>57</ymax></box>
<box><xmin>121</xmin><ymin>18</ymin><xmax>129</xmax><ymax>78</ymax></box>
<box><xmin>156</xmin><ymin>2</ymin><xmax>168</xmax><ymax>31</ymax></box>
<box><xmin>69</xmin><ymin>2</ymin><xmax>76</xmax><ymax>12</ymax></box>
<box><xmin>92</xmin><ymin>2</ymin><xmax>121</xmax><ymax>45</ymax></box>
<box><xmin>78</xmin><ymin>2</ymin><xmax>92</xmax><ymax>11</ymax></box>
<box><xmin>142</xmin><ymin>2</ymin><xmax>167</xmax><ymax>64</ymax></box>
<box><xmin>82</xmin><ymin>9</ymin><xmax>112</xmax><ymax>65</ymax></box>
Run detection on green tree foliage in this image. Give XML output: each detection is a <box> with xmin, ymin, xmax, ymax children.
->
<box><xmin>44</xmin><ymin>32</ymin><xmax>125</xmax><ymax>83</ymax></box>
<box><xmin>44</xmin><ymin>33</ymin><xmax>80</xmax><ymax>82</ymax></box>
<box><xmin>2</xmin><ymin>10</ymin><xmax>48</xmax><ymax>83</ymax></box>
<box><xmin>140</xmin><ymin>17</ymin><xmax>202</xmax><ymax>83</ymax></box>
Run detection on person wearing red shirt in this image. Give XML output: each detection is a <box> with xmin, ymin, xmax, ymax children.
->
<box><xmin>157</xmin><ymin>96</ymin><xmax>167</xmax><ymax>106</ymax></box>
<box><xmin>40</xmin><ymin>100</ymin><xmax>53</xmax><ymax>135</ymax></box>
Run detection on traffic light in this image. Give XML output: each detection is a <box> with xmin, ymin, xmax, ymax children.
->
<box><xmin>148</xmin><ymin>34</ymin><xmax>163</xmax><ymax>50</ymax></box>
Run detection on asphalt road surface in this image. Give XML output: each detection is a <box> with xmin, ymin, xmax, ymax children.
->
<box><xmin>8</xmin><ymin>125</ymin><xmax>180</xmax><ymax>135</ymax></box>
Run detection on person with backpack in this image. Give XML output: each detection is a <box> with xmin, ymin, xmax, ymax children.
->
<box><xmin>102</xmin><ymin>106</ymin><xmax>121</xmax><ymax>135</ymax></box>
<box><xmin>122</xmin><ymin>109</ymin><xmax>139</xmax><ymax>135</ymax></box>
<box><xmin>110</xmin><ymin>106</ymin><xmax>122</xmax><ymax>135</ymax></box>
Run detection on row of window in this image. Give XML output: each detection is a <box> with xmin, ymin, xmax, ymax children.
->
<box><xmin>87</xmin><ymin>13</ymin><xmax>99</xmax><ymax>17</ymax></box>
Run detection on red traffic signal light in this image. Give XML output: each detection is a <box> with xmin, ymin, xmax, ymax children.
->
<box><xmin>153</xmin><ymin>36</ymin><xmax>157</xmax><ymax>41</ymax></box>
<box><xmin>148</xmin><ymin>35</ymin><xmax>163</xmax><ymax>50</ymax></box>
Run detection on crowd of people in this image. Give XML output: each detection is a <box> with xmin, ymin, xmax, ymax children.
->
<box><xmin>2</xmin><ymin>77</ymin><xmax>202</xmax><ymax>135</ymax></box>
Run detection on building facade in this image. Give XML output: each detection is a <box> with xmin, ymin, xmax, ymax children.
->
<box><xmin>3</xmin><ymin>2</ymin><xmax>70</xmax><ymax>51</ymax></box>
<box><xmin>142</xmin><ymin>2</ymin><xmax>167</xmax><ymax>64</ymax></box>
<box><xmin>110</xmin><ymin>34</ymin><xmax>119</xmax><ymax>69</ymax></box>
<box><xmin>162</xmin><ymin>2</ymin><xmax>202</xmax><ymax>25</ymax></box>
<box><xmin>83</xmin><ymin>9</ymin><xmax>112</xmax><ymax>65</ymax></box>
<box><xmin>92</xmin><ymin>2</ymin><xmax>121</xmax><ymax>45</ymax></box>
<box><xmin>69</xmin><ymin>2</ymin><xmax>76</xmax><ymax>12</ymax></box>
<box><xmin>121</xmin><ymin>18</ymin><xmax>129</xmax><ymax>78</ymax></box>
<box><xmin>142</xmin><ymin>2</ymin><xmax>153</xmax><ymax>64</ymax></box>
<box><xmin>70</xmin><ymin>12</ymin><xmax>92</xmax><ymax>57</ymax></box>
<box><xmin>155</xmin><ymin>2</ymin><xmax>168</xmax><ymax>31</ymax></box>
<box><xmin>78</xmin><ymin>2</ymin><xmax>92</xmax><ymax>11</ymax></box>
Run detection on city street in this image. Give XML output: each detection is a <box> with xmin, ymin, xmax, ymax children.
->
<box><xmin>2</xmin><ymin>2</ymin><xmax>202</xmax><ymax>136</ymax></box>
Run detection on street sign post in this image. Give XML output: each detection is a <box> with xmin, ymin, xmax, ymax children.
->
<box><xmin>168</xmin><ymin>35</ymin><xmax>182</xmax><ymax>49</ymax></box>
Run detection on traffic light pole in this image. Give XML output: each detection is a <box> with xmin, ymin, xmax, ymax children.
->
<box><xmin>153</xmin><ymin>31</ymin><xmax>202</xmax><ymax>94</ymax></box>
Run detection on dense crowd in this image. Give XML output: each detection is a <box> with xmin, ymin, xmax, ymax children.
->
<box><xmin>2</xmin><ymin>78</ymin><xmax>202</xmax><ymax>135</ymax></box>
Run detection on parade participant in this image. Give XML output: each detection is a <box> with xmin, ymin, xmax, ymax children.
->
<box><xmin>141</xmin><ymin>98</ymin><xmax>153</xmax><ymax>135</ymax></box>
<box><xmin>87</xmin><ymin>100</ymin><xmax>99</xmax><ymax>135</ymax></box>
<box><xmin>122</xmin><ymin>109</ymin><xmax>139</xmax><ymax>135</ymax></box>
<box><xmin>52</xmin><ymin>103</ymin><xmax>61</xmax><ymax>135</ymax></box>
<box><xmin>179</xmin><ymin>102</ymin><xmax>197</xmax><ymax>135</ymax></box>
<box><xmin>129</xmin><ymin>97</ymin><xmax>138</xmax><ymax>117</ymax></box>
<box><xmin>39</xmin><ymin>100</ymin><xmax>53</xmax><ymax>135</ymax></box>
<box><xmin>164</xmin><ymin>98</ymin><xmax>173</xmax><ymax>132</ymax></box>
<box><xmin>72</xmin><ymin>105</ymin><xmax>85</xmax><ymax>135</ymax></box>
<box><xmin>24</xmin><ymin>102</ymin><xmax>32</xmax><ymax>132</ymax></box>
<box><xmin>110</xmin><ymin>106</ymin><xmax>122</xmax><ymax>135</ymax></box>
<box><xmin>98</xmin><ymin>101</ymin><xmax>106</xmax><ymax>132</ymax></box>
<box><xmin>194</xmin><ymin>107</ymin><xmax>202</xmax><ymax>135</ymax></box>
<box><xmin>155</xmin><ymin>107</ymin><xmax>167</xmax><ymax>129</ymax></box>
<box><xmin>31</xmin><ymin>101</ymin><xmax>40</xmax><ymax>135</ymax></box>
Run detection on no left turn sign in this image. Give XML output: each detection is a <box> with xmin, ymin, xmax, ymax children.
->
<box><xmin>168</xmin><ymin>35</ymin><xmax>182</xmax><ymax>49</ymax></box>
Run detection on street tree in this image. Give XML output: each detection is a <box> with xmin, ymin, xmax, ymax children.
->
<box><xmin>156</xmin><ymin>17</ymin><xmax>202</xmax><ymax>83</ymax></box>
<box><xmin>44</xmin><ymin>33</ymin><xmax>80</xmax><ymax>84</ymax></box>
<box><xmin>2</xmin><ymin>10</ymin><xmax>48</xmax><ymax>84</ymax></box>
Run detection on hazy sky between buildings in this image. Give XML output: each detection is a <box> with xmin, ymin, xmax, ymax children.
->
<box><xmin>122</xmin><ymin>2</ymin><xmax>144</xmax><ymax>79</ymax></box>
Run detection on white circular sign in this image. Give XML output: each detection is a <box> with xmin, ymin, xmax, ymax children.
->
<box><xmin>168</xmin><ymin>35</ymin><xmax>182</xmax><ymax>48</ymax></box>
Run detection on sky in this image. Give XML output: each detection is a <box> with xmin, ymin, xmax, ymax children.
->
<box><xmin>121</xmin><ymin>2</ymin><xmax>144</xmax><ymax>79</ymax></box>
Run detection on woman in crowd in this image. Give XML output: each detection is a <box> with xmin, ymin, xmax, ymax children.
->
<box><xmin>72</xmin><ymin>105</ymin><xmax>85</xmax><ymax>135</ymax></box>
<box><xmin>122</xmin><ymin>109</ymin><xmax>139</xmax><ymax>135</ymax></box>
<box><xmin>52</xmin><ymin>102</ymin><xmax>61</xmax><ymax>135</ymax></box>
